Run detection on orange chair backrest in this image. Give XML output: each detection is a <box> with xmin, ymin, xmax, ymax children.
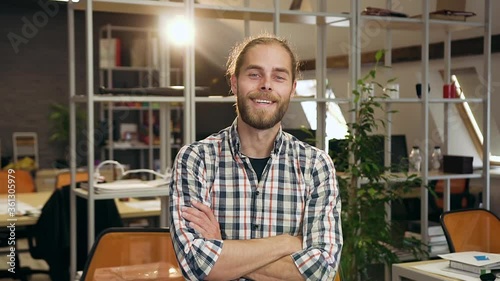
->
<box><xmin>0</xmin><ymin>169</ymin><xmax>36</xmax><ymax>193</ymax></box>
<box><xmin>334</xmin><ymin>272</ymin><xmax>341</xmax><ymax>281</ymax></box>
<box><xmin>55</xmin><ymin>171</ymin><xmax>88</xmax><ymax>189</ymax></box>
<box><xmin>434</xmin><ymin>178</ymin><xmax>468</xmax><ymax>209</ymax></box>
<box><xmin>441</xmin><ymin>209</ymin><xmax>500</xmax><ymax>253</ymax></box>
<box><xmin>82</xmin><ymin>228</ymin><xmax>183</xmax><ymax>281</ymax></box>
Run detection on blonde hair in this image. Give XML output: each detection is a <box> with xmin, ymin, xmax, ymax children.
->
<box><xmin>226</xmin><ymin>34</ymin><xmax>300</xmax><ymax>82</ymax></box>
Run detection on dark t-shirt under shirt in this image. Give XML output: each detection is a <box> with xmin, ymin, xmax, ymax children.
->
<box><xmin>249</xmin><ymin>157</ymin><xmax>270</xmax><ymax>182</ymax></box>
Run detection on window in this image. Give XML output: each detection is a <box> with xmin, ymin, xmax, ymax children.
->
<box><xmin>452</xmin><ymin>69</ymin><xmax>500</xmax><ymax>165</ymax></box>
<box><xmin>290</xmin><ymin>79</ymin><xmax>348</xmax><ymax>148</ymax></box>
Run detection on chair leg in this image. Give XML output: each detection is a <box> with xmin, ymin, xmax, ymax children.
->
<box><xmin>12</xmin><ymin>250</ymin><xmax>29</xmax><ymax>281</ymax></box>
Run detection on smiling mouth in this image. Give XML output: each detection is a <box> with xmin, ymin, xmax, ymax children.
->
<box><xmin>254</xmin><ymin>99</ymin><xmax>273</xmax><ymax>104</ymax></box>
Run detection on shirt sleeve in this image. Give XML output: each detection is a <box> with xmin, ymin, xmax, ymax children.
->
<box><xmin>291</xmin><ymin>151</ymin><xmax>343</xmax><ymax>281</ymax></box>
<box><xmin>169</xmin><ymin>145</ymin><xmax>224</xmax><ymax>280</ymax></box>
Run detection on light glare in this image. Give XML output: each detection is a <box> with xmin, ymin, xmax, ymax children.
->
<box><xmin>167</xmin><ymin>16</ymin><xmax>194</xmax><ymax>46</ymax></box>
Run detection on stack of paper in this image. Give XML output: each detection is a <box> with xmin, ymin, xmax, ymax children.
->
<box><xmin>0</xmin><ymin>199</ymin><xmax>40</xmax><ymax>216</ymax></box>
<box><xmin>405</xmin><ymin>220</ymin><xmax>449</xmax><ymax>254</ymax></box>
<box><xmin>81</xmin><ymin>179</ymin><xmax>169</xmax><ymax>194</ymax></box>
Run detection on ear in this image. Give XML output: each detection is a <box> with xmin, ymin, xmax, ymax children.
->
<box><xmin>291</xmin><ymin>80</ymin><xmax>297</xmax><ymax>97</ymax></box>
<box><xmin>230</xmin><ymin>75</ymin><xmax>237</xmax><ymax>95</ymax></box>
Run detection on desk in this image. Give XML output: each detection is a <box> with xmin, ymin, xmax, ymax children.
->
<box><xmin>0</xmin><ymin>191</ymin><xmax>162</xmax><ymax>227</ymax></box>
<box><xmin>392</xmin><ymin>260</ymin><xmax>465</xmax><ymax>281</ymax></box>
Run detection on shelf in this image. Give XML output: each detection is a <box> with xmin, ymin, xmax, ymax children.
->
<box><xmin>100</xmin><ymin>66</ymin><xmax>159</xmax><ymax>71</ymax></box>
<box><xmin>105</xmin><ymin>143</ymin><xmax>181</xmax><ymax>150</ymax></box>
<box><xmin>74</xmin><ymin>186</ymin><xmax>169</xmax><ymax>200</ymax></box>
<box><xmin>373</xmin><ymin>98</ymin><xmax>422</xmax><ymax>103</ymax></box>
<box><xmin>99</xmin><ymin>25</ymin><xmax>156</xmax><ymax>33</ymax></box>
<box><xmin>102</xmin><ymin>105</ymin><xmax>183</xmax><ymax>110</ymax></box>
<box><xmin>74</xmin><ymin>0</ymin><xmax>350</xmax><ymax>25</ymax></box>
<box><xmin>73</xmin><ymin>0</ymin><xmax>184</xmax><ymax>16</ymax></box>
<box><xmin>72</xmin><ymin>95</ymin><xmax>186</xmax><ymax>103</ymax></box>
<box><xmin>428</xmin><ymin>98</ymin><xmax>483</xmax><ymax>103</ymax></box>
<box><xmin>370</xmin><ymin>97</ymin><xmax>483</xmax><ymax>104</ymax></box>
<box><xmin>426</xmin><ymin>171</ymin><xmax>483</xmax><ymax>181</ymax></box>
<box><xmin>106</xmin><ymin>143</ymin><xmax>159</xmax><ymax>150</ymax></box>
<box><xmin>103</xmin><ymin>106</ymin><xmax>151</xmax><ymax>111</ymax></box>
<box><xmin>362</xmin><ymin>15</ymin><xmax>484</xmax><ymax>32</ymax></box>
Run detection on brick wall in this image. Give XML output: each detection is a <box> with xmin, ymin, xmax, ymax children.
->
<box><xmin>0</xmin><ymin>0</ymin><xmax>233</xmax><ymax>169</ymax></box>
<box><xmin>1</xmin><ymin>0</ymin><xmax>76</xmax><ymax>168</ymax></box>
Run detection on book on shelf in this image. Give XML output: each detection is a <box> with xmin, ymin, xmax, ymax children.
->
<box><xmin>439</xmin><ymin>251</ymin><xmax>500</xmax><ymax>275</ymax></box>
<box><xmin>407</xmin><ymin>220</ymin><xmax>444</xmax><ymax>237</ymax></box>
<box><xmin>404</xmin><ymin>231</ymin><xmax>447</xmax><ymax>244</ymax></box>
<box><xmin>99</xmin><ymin>38</ymin><xmax>121</xmax><ymax>68</ymax></box>
<box><xmin>429</xmin><ymin>243</ymin><xmax>449</xmax><ymax>255</ymax></box>
<box><xmin>411</xmin><ymin>10</ymin><xmax>476</xmax><ymax>22</ymax></box>
<box><xmin>403</xmin><ymin>231</ymin><xmax>449</xmax><ymax>254</ymax></box>
<box><xmin>429</xmin><ymin>13</ymin><xmax>468</xmax><ymax>21</ymax></box>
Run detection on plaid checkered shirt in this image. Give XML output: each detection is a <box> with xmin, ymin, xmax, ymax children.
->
<box><xmin>169</xmin><ymin>120</ymin><xmax>342</xmax><ymax>280</ymax></box>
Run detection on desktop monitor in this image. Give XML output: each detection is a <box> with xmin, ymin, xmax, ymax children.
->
<box><xmin>329</xmin><ymin>134</ymin><xmax>408</xmax><ymax>172</ymax></box>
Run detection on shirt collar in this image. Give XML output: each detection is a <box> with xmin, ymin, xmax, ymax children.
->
<box><xmin>228</xmin><ymin>118</ymin><xmax>285</xmax><ymax>157</ymax></box>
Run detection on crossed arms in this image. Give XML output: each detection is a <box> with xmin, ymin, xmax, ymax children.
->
<box><xmin>182</xmin><ymin>200</ymin><xmax>305</xmax><ymax>281</ymax></box>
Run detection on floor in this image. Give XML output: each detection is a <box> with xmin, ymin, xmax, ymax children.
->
<box><xmin>0</xmin><ymin>238</ymin><xmax>50</xmax><ymax>281</ymax></box>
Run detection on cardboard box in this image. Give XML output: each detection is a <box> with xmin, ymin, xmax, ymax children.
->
<box><xmin>35</xmin><ymin>168</ymin><xmax>60</xmax><ymax>192</ymax></box>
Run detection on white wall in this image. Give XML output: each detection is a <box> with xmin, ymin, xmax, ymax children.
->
<box><xmin>315</xmin><ymin>52</ymin><xmax>500</xmax><ymax>215</ymax></box>
<box><xmin>324</xmin><ymin>53</ymin><xmax>499</xmax><ymax>156</ymax></box>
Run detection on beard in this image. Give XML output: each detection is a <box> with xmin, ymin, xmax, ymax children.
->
<box><xmin>236</xmin><ymin>90</ymin><xmax>291</xmax><ymax>130</ymax></box>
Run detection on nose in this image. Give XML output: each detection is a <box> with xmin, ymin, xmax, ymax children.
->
<box><xmin>260</xmin><ymin>76</ymin><xmax>272</xmax><ymax>91</ymax></box>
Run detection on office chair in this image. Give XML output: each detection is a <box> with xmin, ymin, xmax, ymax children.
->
<box><xmin>428</xmin><ymin>178</ymin><xmax>475</xmax><ymax>222</ymax></box>
<box><xmin>0</xmin><ymin>169</ymin><xmax>36</xmax><ymax>193</ymax></box>
<box><xmin>81</xmin><ymin>227</ymin><xmax>183</xmax><ymax>281</ymax></box>
<box><xmin>54</xmin><ymin>170</ymin><xmax>89</xmax><ymax>189</ymax></box>
<box><xmin>0</xmin><ymin>169</ymin><xmax>48</xmax><ymax>280</ymax></box>
<box><xmin>440</xmin><ymin>208</ymin><xmax>500</xmax><ymax>253</ymax></box>
<box><xmin>433</xmin><ymin>178</ymin><xmax>474</xmax><ymax>210</ymax></box>
<box><xmin>29</xmin><ymin>185</ymin><xmax>122</xmax><ymax>281</ymax></box>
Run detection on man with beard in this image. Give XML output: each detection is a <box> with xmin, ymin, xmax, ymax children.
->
<box><xmin>169</xmin><ymin>35</ymin><xmax>342</xmax><ymax>281</ymax></box>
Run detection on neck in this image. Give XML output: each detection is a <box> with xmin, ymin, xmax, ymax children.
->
<box><xmin>237</xmin><ymin>117</ymin><xmax>279</xmax><ymax>158</ymax></box>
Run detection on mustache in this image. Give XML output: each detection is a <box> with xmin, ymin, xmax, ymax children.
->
<box><xmin>248</xmin><ymin>92</ymin><xmax>279</xmax><ymax>102</ymax></box>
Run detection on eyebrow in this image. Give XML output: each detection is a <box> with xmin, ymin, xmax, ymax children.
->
<box><xmin>244</xmin><ymin>64</ymin><xmax>291</xmax><ymax>76</ymax></box>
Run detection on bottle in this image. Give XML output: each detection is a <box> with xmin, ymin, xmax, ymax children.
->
<box><xmin>409</xmin><ymin>146</ymin><xmax>422</xmax><ymax>173</ymax></box>
<box><xmin>431</xmin><ymin>146</ymin><xmax>443</xmax><ymax>172</ymax></box>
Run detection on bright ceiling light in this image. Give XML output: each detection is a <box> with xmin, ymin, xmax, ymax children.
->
<box><xmin>167</xmin><ymin>15</ymin><xmax>194</xmax><ymax>46</ymax></box>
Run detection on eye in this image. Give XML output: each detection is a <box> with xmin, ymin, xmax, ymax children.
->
<box><xmin>248</xmin><ymin>73</ymin><xmax>260</xmax><ymax>79</ymax></box>
<box><xmin>274</xmin><ymin>75</ymin><xmax>287</xmax><ymax>81</ymax></box>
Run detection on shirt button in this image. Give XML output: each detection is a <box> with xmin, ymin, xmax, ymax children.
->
<box><xmin>255</xmin><ymin>191</ymin><xmax>260</xmax><ymax>196</ymax></box>
<box><xmin>253</xmin><ymin>224</ymin><xmax>259</xmax><ymax>230</ymax></box>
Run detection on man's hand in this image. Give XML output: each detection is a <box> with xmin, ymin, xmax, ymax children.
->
<box><xmin>181</xmin><ymin>200</ymin><xmax>222</xmax><ymax>240</ymax></box>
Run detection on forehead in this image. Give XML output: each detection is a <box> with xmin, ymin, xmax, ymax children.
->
<box><xmin>241</xmin><ymin>43</ymin><xmax>292</xmax><ymax>71</ymax></box>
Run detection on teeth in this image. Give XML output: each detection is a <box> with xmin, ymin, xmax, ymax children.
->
<box><xmin>255</xmin><ymin>99</ymin><xmax>271</xmax><ymax>104</ymax></box>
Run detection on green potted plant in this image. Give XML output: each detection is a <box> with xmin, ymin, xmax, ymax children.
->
<box><xmin>332</xmin><ymin>50</ymin><xmax>425</xmax><ymax>280</ymax></box>
<box><xmin>48</xmin><ymin>103</ymin><xmax>86</xmax><ymax>168</ymax></box>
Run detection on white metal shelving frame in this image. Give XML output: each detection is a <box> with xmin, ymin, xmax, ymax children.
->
<box><xmin>66</xmin><ymin>0</ymin><xmax>492</xmax><ymax>279</ymax></box>
<box><xmin>359</xmin><ymin>0</ymin><xmax>492</xmax><ymax>270</ymax></box>
<box><xmin>99</xmin><ymin>24</ymin><xmax>161</xmax><ymax>172</ymax></box>
<box><xmin>67</xmin><ymin>2</ymin><xmax>350</xmax><ymax>278</ymax></box>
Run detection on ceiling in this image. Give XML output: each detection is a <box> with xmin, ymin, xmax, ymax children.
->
<box><xmin>66</xmin><ymin>0</ymin><xmax>499</xmax><ymax>70</ymax></box>
<box><xmin>191</xmin><ymin>0</ymin><xmax>499</xmax><ymax>69</ymax></box>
